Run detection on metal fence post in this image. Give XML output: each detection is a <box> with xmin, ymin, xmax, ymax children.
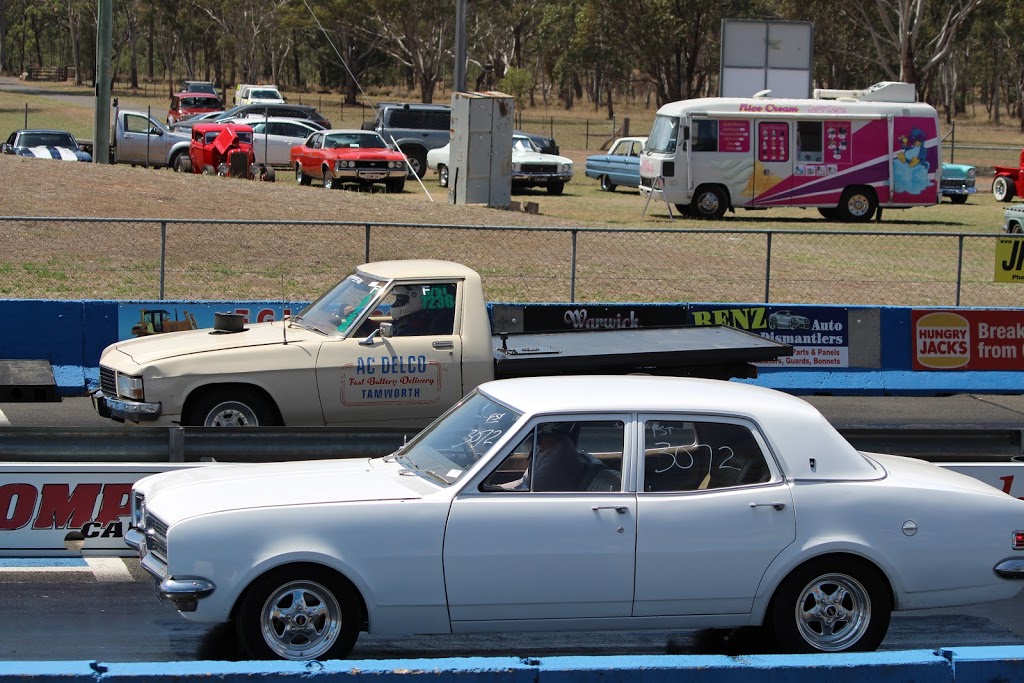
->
<box><xmin>23</xmin><ymin>103</ymin><xmax>27</xmax><ymax>129</ymax></box>
<box><xmin>956</xmin><ymin>235</ymin><xmax>965</xmax><ymax>306</ymax></box>
<box><xmin>159</xmin><ymin>221</ymin><xmax>167</xmax><ymax>300</ymax></box>
<box><xmin>364</xmin><ymin>224</ymin><xmax>371</xmax><ymax>263</ymax></box>
<box><xmin>764</xmin><ymin>231</ymin><xmax>773</xmax><ymax>303</ymax></box>
<box><xmin>570</xmin><ymin>229</ymin><xmax>578</xmax><ymax>303</ymax></box>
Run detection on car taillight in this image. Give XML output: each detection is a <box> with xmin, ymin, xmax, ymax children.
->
<box><xmin>1013</xmin><ymin>531</ymin><xmax>1024</xmax><ymax>550</ymax></box>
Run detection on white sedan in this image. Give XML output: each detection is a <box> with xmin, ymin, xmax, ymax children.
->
<box><xmin>125</xmin><ymin>375</ymin><xmax>1024</xmax><ymax>660</ymax></box>
<box><xmin>231</xmin><ymin>116</ymin><xmax>325</xmax><ymax>168</ymax></box>
<box><xmin>427</xmin><ymin>133</ymin><xmax>574</xmax><ymax>194</ymax></box>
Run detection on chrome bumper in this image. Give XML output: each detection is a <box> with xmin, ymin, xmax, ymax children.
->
<box><xmin>994</xmin><ymin>558</ymin><xmax>1024</xmax><ymax>579</ymax></box>
<box><xmin>91</xmin><ymin>389</ymin><xmax>162</xmax><ymax>422</ymax></box>
<box><xmin>134</xmin><ymin>540</ymin><xmax>215</xmax><ymax>612</ymax></box>
<box><xmin>512</xmin><ymin>172</ymin><xmax>573</xmax><ymax>183</ymax></box>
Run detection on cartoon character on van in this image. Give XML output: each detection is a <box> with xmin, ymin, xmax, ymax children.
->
<box><xmin>894</xmin><ymin>127</ymin><xmax>930</xmax><ymax>194</ymax></box>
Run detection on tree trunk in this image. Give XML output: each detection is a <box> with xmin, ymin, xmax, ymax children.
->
<box><xmin>0</xmin><ymin>0</ymin><xmax>6</xmax><ymax>73</ymax></box>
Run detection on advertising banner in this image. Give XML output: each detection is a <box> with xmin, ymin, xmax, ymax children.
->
<box><xmin>912</xmin><ymin>309</ymin><xmax>1024</xmax><ymax>370</ymax></box>
<box><xmin>117</xmin><ymin>303</ymin><xmax>296</xmax><ymax>340</ymax></box>
<box><xmin>689</xmin><ymin>304</ymin><xmax>849</xmax><ymax>367</ymax></box>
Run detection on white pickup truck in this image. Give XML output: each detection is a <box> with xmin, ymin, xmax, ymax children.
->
<box><xmin>91</xmin><ymin>260</ymin><xmax>792</xmax><ymax>427</ymax></box>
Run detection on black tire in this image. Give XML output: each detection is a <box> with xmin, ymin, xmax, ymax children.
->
<box><xmin>248</xmin><ymin>163</ymin><xmax>261</xmax><ymax>180</ymax></box>
<box><xmin>176</xmin><ymin>155</ymin><xmax>193</xmax><ymax>174</ymax></box>
<box><xmin>836</xmin><ymin>186</ymin><xmax>877</xmax><ymax>222</ymax></box>
<box><xmin>768</xmin><ymin>556</ymin><xmax>891</xmax><ymax>653</ymax></box>
<box><xmin>1009</xmin><ymin>221</ymin><xmax>1023</xmax><ymax>234</ymax></box>
<box><xmin>216</xmin><ymin>162</ymin><xmax>229</xmax><ymax>177</ymax></box>
<box><xmin>818</xmin><ymin>207</ymin><xmax>839</xmax><ymax>220</ymax></box>
<box><xmin>600</xmin><ymin>175</ymin><xmax>617</xmax><ymax>192</ymax></box>
<box><xmin>689</xmin><ymin>185</ymin><xmax>728</xmax><ymax>219</ymax></box>
<box><xmin>675</xmin><ymin>203</ymin><xmax>694</xmax><ymax>217</ymax></box>
<box><xmin>547</xmin><ymin>181</ymin><xmax>565</xmax><ymax>195</ymax></box>
<box><xmin>262</xmin><ymin>166</ymin><xmax>276</xmax><ymax>183</ymax></box>
<box><xmin>993</xmin><ymin>176</ymin><xmax>1016</xmax><ymax>203</ymax></box>
<box><xmin>402</xmin><ymin>146</ymin><xmax>428</xmax><ymax>179</ymax></box>
<box><xmin>323</xmin><ymin>168</ymin><xmax>335</xmax><ymax>190</ymax></box>
<box><xmin>385</xmin><ymin>178</ymin><xmax>405</xmax><ymax>193</ymax></box>
<box><xmin>949</xmin><ymin>194</ymin><xmax>968</xmax><ymax>205</ymax></box>
<box><xmin>169</xmin><ymin>151</ymin><xmax>186</xmax><ymax>172</ymax></box>
<box><xmin>183</xmin><ymin>387</ymin><xmax>280</xmax><ymax>427</ymax></box>
<box><xmin>295</xmin><ymin>163</ymin><xmax>311</xmax><ymax>186</ymax></box>
<box><xmin>235</xmin><ymin>564</ymin><xmax>361</xmax><ymax>661</ymax></box>
<box><xmin>438</xmin><ymin>164</ymin><xmax>449</xmax><ymax>188</ymax></box>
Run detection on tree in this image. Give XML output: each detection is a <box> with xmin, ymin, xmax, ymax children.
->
<box><xmin>359</xmin><ymin>0</ymin><xmax>453</xmax><ymax>102</ymax></box>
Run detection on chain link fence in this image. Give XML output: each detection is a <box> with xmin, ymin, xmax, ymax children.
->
<box><xmin>0</xmin><ymin>217</ymin><xmax>1019</xmax><ymax>307</ymax></box>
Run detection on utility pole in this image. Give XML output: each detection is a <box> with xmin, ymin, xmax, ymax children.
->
<box><xmin>93</xmin><ymin>0</ymin><xmax>113</xmax><ymax>163</ymax></box>
<box><xmin>453</xmin><ymin>0</ymin><xmax>467</xmax><ymax>93</ymax></box>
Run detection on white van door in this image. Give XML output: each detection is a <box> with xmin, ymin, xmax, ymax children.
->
<box><xmin>752</xmin><ymin>120</ymin><xmax>793</xmax><ymax>207</ymax></box>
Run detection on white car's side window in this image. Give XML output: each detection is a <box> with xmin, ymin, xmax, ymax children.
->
<box><xmin>642</xmin><ymin>419</ymin><xmax>771</xmax><ymax>492</ymax></box>
<box><xmin>481</xmin><ymin>420</ymin><xmax>625</xmax><ymax>493</ymax></box>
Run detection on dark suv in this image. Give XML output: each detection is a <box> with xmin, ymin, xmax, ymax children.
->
<box><xmin>171</xmin><ymin>103</ymin><xmax>332</xmax><ymax>132</ymax></box>
<box><xmin>362</xmin><ymin>102</ymin><xmax>451</xmax><ymax>177</ymax></box>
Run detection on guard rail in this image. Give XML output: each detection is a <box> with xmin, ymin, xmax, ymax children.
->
<box><xmin>0</xmin><ymin>425</ymin><xmax>1022</xmax><ymax>463</ymax></box>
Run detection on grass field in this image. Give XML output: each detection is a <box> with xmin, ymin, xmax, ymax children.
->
<box><xmin>2</xmin><ymin>79</ymin><xmax>1024</xmax><ymax>308</ymax></box>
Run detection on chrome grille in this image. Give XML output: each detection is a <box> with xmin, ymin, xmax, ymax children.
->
<box><xmin>146</xmin><ymin>514</ymin><xmax>168</xmax><ymax>562</ymax></box>
<box><xmin>357</xmin><ymin>160</ymin><xmax>389</xmax><ymax>169</ymax></box>
<box><xmin>99</xmin><ymin>366</ymin><xmax>116</xmax><ymax>395</ymax></box>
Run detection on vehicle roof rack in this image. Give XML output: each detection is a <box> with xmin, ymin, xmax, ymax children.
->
<box><xmin>812</xmin><ymin>81</ymin><xmax>917</xmax><ymax>103</ymax></box>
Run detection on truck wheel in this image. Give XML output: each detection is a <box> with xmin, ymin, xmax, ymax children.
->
<box><xmin>295</xmin><ymin>163</ymin><xmax>311</xmax><ymax>186</ymax></box>
<box><xmin>689</xmin><ymin>186</ymin><xmax>728</xmax><ymax>219</ymax></box>
<box><xmin>176</xmin><ymin>156</ymin><xmax>193</xmax><ymax>174</ymax></box>
<box><xmin>236</xmin><ymin>564</ymin><xmax>361</xmax><ymax>661</ymax></box>
<box><xmin>837</xmin><ymin>186</ymin><xmax>877</xmax><ymax>222</ymax></box>
<box><xmin>402</xmin><ymin>146</ymin><xmax>427</xmax><ymax>179</ymax></box>
<box><xmin>385</xmin><ymin>178</ymin><xmax>405</xmax><ymax>193</ymax></box>
<box><xmin>185</xmin><ymin>388</ymin><xmax>280</xmax><ymax>427</ymax></box>
<box><xmin>216</xmin><ymin>163</ymin><xmax>229</xmax><ymax>177</ymax></box>
<box><xmin>438</xmin><ymin>165</ymin><xmax>449</xmax><ymax>188</ymax></box>
<box><xmin>547</xmin><ymin>181</ymin><xmax>565</xmax><ymax>195</ymax></box>
<box><xmin>170</xmin><ymin>151</ymin><xmax>185</xmax><ymax>172</ymax></box>
<box><xmin>323</xmin><ymin>169</ymin><xmax>335</xmax><ymax>189</ymax></box>
<box><xmin>201</xmin><ymin>165</ymin><xmax>216</xmax><ymax>176</ymax></box>
<box><xmin>600</xmin><ymin>175</ymin><xmax>617</xmax><ymax>192</ymax></box>
<box><xmin>768</xmin><ymin>556</ymin><xmax>890</xmax><ymax>653</ymax></box>
<box><xmin>993</xmin><ymin>176</ymin><xmax>1016</xmax><ymax>202</ymax></box>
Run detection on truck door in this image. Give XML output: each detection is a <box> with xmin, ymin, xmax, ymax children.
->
<box><xmin>117</xmin><ymin>113</ymin><xmax>166</xmax><ymax>165</ymax></box>
<box><xmin>752</xmin><ymin>120</ymin><xmax>793</xmax><ymax>206</ymax></box>
<box><xmin>315</xmin><ymin>281</ymin><xmax>465</xmax><ymax>427</ymax></box>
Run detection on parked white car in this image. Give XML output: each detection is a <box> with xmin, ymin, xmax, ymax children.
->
<box><xmin>427</xmin><ymin>133</ymin><xmax>574</xmax><ymax>194</ymax></box>
<box><xmin>232</xmin><ymin>116</ymin><xmax>325</xmax><ymax>168</ymax></box>
<box><xmin>126</xmin><ymin>375</ymin><xmax>1024</xmax><ymax>661</ymax></box>
<box><xmin>1004</xmin><ymin>204</ymin><xmax>1024</xmax><ymax>234</ymax></box>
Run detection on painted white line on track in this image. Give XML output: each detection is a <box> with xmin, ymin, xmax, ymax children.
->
<box><xmin>0</xmin><ymin>408</ymin><xmax>9</xmax><ymax>426</ymax></box>
<box><xmin>85</xmin><ymin>557</ymin><xmax>133</xmax><ymax>582</ymax></box>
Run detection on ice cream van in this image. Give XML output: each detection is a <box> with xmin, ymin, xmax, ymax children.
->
<box><xmin>638</xmin><ymin>82</ymin><xmax>940</xmax><ymax>221</ymax></box>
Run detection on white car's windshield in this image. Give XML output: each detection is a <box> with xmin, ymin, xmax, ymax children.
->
<box><xmin>513</xmin><ymin>136</ymin><xmax>539</xmax><ymax>153</ymax></box>
<box><xmin>395</xmin><ymin>391</ymin><xmax>522</xmax><ymax>485</ymax></box>
<box><xmin>292</xmin><ymin>271</ymin><xmax>388</xmax><ymax>336</ymax></box>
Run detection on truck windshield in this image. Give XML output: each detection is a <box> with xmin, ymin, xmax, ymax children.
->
<box><xmin>394</xmin><ymin>391</ymin><xmax>522</xmax><ymax>486</ymax></box>
<box><xmin>293</xmin><ymin>271</ymin><xmax>387</xmax><ymax>336</ymax></box>
<box><xmin>647</xmin><ymin>115</ymin><xmax>680</xmax><ymax>153</ymax></box>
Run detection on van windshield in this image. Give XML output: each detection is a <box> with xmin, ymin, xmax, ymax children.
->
<box><xmin>647</xmin><ymin>115</ymin><xmax>679</xmax><ymax>154</ymax></box>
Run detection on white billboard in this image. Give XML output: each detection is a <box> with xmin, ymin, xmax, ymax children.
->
<box><xmin>720</xmin><ymin>19</ymin><xmax>813</xmax><ymax>99</ymax></box>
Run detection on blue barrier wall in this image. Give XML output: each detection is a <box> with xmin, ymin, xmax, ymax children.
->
<box><xmin>3</xmin><ymin>647</ymin><xmax>1024</xmax><ymax>682</ymax></box>
<box><xmin>2</xmin><ymin>299</ymin><xmax>1022</xmax><ymax>397</ymax></box>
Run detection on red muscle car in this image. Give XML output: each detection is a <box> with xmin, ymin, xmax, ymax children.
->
<box><xmin>290</xmin><ymin>129</ymin><xmax>409</xmax><ymax>193</ymax></box>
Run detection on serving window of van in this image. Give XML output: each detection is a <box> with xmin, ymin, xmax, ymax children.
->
<box><xmin>797</xmin><ymin>121</ymin><xmax>824</xmax><ymax>162</ymax></box>
<box><xmin>691</xmin><ymin>120</ymin><xmax>718</xmax><ymax>152</ymax></box>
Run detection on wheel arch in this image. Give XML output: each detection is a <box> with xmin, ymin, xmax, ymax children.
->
<box><xmin>181</xmin><ymin>382</ymin><xmax>284</xmax><ymax>426</ymax></box>
<box><xmin>752</xmin><ymin>548</ymin><xmax>896</xmax><ymax>625</ymax></box>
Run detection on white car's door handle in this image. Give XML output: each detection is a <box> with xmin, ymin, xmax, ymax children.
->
<box><xmin>432</xmin><ymin>340</ymin><xmax>454</xmax><ymax>349</ymax></box>
<box><xmin>749</xmin><ymin>502</ymin><xmax>786</xmax><ymax>511</ymax></box>
<box><xmin>593</xmin><ymin>505</ymin><xmax>628</xmax><ymax>514</ymax></box>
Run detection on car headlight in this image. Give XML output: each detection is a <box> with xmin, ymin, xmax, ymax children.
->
<box><xmin>512</xmin><ymin>163</ymin><xmax>521</xmax><ymax>173</ymax></box>
<box><xmin>116</xmin><ymin>373</ymin><xmax>145</xmax><ymax>400</ymax></box>
<box><xmin>561</xmin><ymin>163</ymin><xmax>571</xmax><ymax>173</ymax></box>
<box><xmin>967</xmin><ymin>168</ymin><xmax>976</xmax><ymax>179</ymax></box>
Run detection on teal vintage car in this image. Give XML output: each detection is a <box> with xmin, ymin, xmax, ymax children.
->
<box><xmin>585</xmin><ymin>136</ymin><xmax>647</xmax><ymax>192</ymax></box>
<box><xmin>940</xmin><ymin>162</ymin><xmax>977</xmax><ymax>204</ymax></box>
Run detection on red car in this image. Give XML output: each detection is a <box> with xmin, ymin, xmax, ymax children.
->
<box><xmin>290</xmin><ymin>129</ymin><xmax>408</xmax><ymax>193</ymax></box>
<box><xmin>177</xmin><ymin>123</ymin><xmax>275</xmax><ymax>181</ymax></box>
<box><xmin>167</xmin><ymin>92</ymin><xmax>223</xmax><ymax>125</ymax></box>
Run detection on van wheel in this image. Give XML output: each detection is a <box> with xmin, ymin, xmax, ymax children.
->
<box><xmin>818</xmin><ymin>207</ymin><xmax>838</xmax><ymax>220</ymax></box>
<box><xmin>184</xmin><ymin>388</ymin><xmax>280</xmax><ymax>427</ymax></box>
<box><xmin>837</xmin><ymin>187</ymin><xmax>877</xmax><ymax>222</ymax></box>
<box><xmin>768</xmin><ymin>556</ymin><xmax>890</xmax><ymax>653</ymax></box>
<box><xmin>600</xmin><ymin>175</ymin><xmax>617</xmax><ymax>192</ymax></box>
<box><xmin>689</xmin><ymin>186</ymin><xmax>727</xmax><ymax>219</ymax></box>
<box><xmin>236</xmin><ymin>565</ymin><xmax>361</xmax><ymax>660</ymax></box>
<box><xmin>993</xmin><ymin>176</ymin><xmax>1016</xmax><ymax>202</ymax></box>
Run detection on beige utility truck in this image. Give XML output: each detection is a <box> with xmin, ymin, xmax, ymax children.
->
<box><xmin>91</xmin><ymin>260</ymin><xmax>791</xmax><ymax>427</ymax></box>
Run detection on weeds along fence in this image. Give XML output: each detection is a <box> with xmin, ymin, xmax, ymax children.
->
<box><xmin>0</xmin><ymin>217</ymin><xmax>1019</xmax><ymax>308</ymax></box>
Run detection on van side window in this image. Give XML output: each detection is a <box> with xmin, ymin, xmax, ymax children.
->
<box><xmin>642</xmin><ymin>420</ymin><xmax>771</xmax><ymax>492</ymax></box>
<box><xmin>692</xmin><ymin>120</ymin><xmax>718</xmax><ymax>152</ymax></box>
<box><xmin>797</xmin><ymin>121</ymin><xmax>823</xmax><ymax>162</ymax></box>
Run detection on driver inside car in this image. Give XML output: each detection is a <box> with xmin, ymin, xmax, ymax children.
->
<box><xmin>499</xmin><ymin>422</ymin><xmax>586</xmax><ymax>492</ymax></box>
